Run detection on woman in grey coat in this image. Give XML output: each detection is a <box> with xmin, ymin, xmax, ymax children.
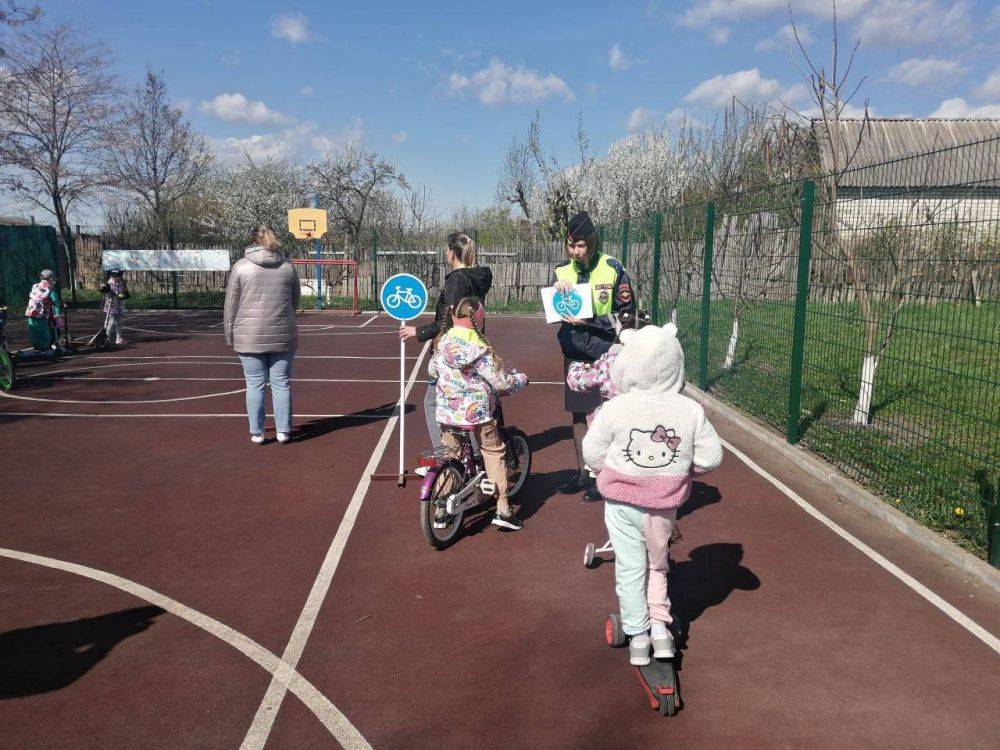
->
<box><xmin>224</xmin><ymin>226</ymin><xmax>301</xmax><ymax>444</ymax></box>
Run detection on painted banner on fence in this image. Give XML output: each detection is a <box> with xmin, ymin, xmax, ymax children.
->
<box><xmin>101</xmin><ymin>249</ymin><xmax>231</xmax><ymax>272</ymax></box>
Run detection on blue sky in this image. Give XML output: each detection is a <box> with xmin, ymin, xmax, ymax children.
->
<box><xmin>39</xmin><ymin>0</ymin><xmax>1000</xmax><ymax>219</ymax></box>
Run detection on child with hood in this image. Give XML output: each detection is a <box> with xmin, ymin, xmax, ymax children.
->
<box><xmin>24</xmin><ymin>269</ymin><xmax>62</xmax><ymax>351</ymax></box>
<box><xmin>99</xmin><ymin>268</ymin><xmax>130</xmax><ymax>345</ymax></box>
<box><xmin>431</xmin><ymin>297</ymin><xmax>528</xmax><ymax>531</ymax></box>
<box><xmin>582</xmin><ymin>322</ymin><xmax>722</xmax><ymax>666</ymax></box>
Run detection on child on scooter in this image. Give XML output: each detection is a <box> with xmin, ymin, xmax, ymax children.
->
<box><xmin>582</xmin><ymin>322</ymin><xmax>722</xmax><ymax>666</ymax></box>
<box><xmin>431</xmin><ymin>297</ymin><xmax>528</xmax><ymax>530</ymax></box>
<box><xmin>99</xmin><ymin>268</ymin><xmax>129</xmax><ymax>345</ymax></box>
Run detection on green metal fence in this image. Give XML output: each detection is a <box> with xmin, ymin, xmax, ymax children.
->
<box><xmin>605</xmin><ymin>137</ymin><xmax>999</xmax><ymax>564</ymax></box>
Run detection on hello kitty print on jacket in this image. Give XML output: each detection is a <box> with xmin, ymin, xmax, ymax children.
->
<box><xmin>431</xmin><ymin>326</ymin><xmax>528</xmax><ymax>427</ymax></box>
<box><xmin>582</xmin><ymin>322</ymin><xmax>722</xmax><ymax>510</ymax></box>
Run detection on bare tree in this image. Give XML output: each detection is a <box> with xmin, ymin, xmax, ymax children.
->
<box><xmin>496</xmin><ymin>135</ymin><xmax>535</xmax><ymax>220</ymax></box>
<box><xmin>0</xmin><ymin>25</ymin><xmax>116</xmax><ymax>293</ymax></box>
<box><xmin>309</xmin><ymin>142</ymin><xmax>409</xmax><ymax>259</ymax></box>
<box><xmin>104</xmin><ymin>70</ymin><xmax>214</xmax><ymax>248</ymax></box>
<box><xmin>0</xmin><ymin>1</ymin><xmax>41</xmax><ymax>55</ymax></box>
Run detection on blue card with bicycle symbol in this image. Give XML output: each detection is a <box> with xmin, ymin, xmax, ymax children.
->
<box><xmin>540</xmin><ymin>283</ymin><xmax>593</xmax><ymax>324</ymax></box>
<box><xmin>380</xmin><ymin>273</ymin><xmax>429</xmax><ymax>321</ymax></box>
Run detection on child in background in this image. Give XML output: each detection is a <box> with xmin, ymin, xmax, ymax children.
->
<box><xmin>100</xmin><ymin>268</ymin><xmax>129</xmax><ymax>345</ymax></box>
<box><xmin>432</xmin><ymin>297</ymin><xmax>529</xmax><ymax>531</ymax></box>
<box><xmin>24</xmin><ymin>269</ymin><xmax>62</xmax><ymax>351</ymax></box>
<box><xmin>582</xmin><ymin>322</ymin><xmax>722</xmax><ymax>666</ymax></box>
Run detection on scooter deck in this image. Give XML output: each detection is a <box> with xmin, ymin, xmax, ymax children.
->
<box><xmin>632</xmin><ymin>658</ymin><xmax>680</xmax><ymax>716</ymax></box>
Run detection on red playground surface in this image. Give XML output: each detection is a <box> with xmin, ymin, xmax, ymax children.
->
<box><xmin>1</xmin><ymin>309</ymin><xmax>998</xmax><ymax>749</ymax></box>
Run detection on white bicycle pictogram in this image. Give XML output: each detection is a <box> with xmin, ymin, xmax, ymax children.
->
<box><xmin>385</xmin><ymin>285</ymin><xmax>423</xmax><ymax>310</ymax></box>
<box><xmin>554</xmin><ymin>292</ymin><xmax>583</xmax><ymax>317</ymax></box>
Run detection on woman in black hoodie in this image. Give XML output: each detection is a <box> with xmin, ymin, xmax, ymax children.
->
<box><xmin>399</xmin><ymin>232</ymin><xmax>493</xmax><ymax>451</ymax></box>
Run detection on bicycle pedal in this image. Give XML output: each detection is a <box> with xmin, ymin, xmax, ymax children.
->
<box><xmin>445</xmin><ymin>496</ymin><xmax>458</xmax><ymax>514</ymax></box>
<box><xmin>479</xmin><ymin>479</ymin><xmax>497</xmax><ymax>497</ymax></box>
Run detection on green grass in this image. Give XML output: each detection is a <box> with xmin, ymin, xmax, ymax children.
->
<box><xmin>667</xmin><ymin>296</ymin><xmax>998</xmax><ymax>558</ymax></box>
<box><xmin>71</xmin><ymin>289</ymin><xmax>225</xmax><ymax>309</ymax></box>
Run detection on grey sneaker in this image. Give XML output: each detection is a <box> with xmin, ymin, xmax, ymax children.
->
<box><xmin>652</xmin><ymin>630</ymin><xmax>675</xmax><ymax>659</ymax></box>
<box><xmin>629</xmin><ymin>633</ymin><xmax>651</xmax><ymax>666</ymax></box>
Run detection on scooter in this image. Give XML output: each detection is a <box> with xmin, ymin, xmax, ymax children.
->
<box><xmin>605</xmin><ymin>614</ymin><xmax>681</xmax><ymax>717</ymax></box>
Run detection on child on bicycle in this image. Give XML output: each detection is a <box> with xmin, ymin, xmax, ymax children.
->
<box><xmin>431</xmin><ymin>297</ymin><xmax>528</xmax><ymax>530</ymax></box>
<box><xmin>99</xmin><ymin>268</ymin><xmax>129</xmax><ymax>345</ymax></box>
<box><xmin>582</xmin><ymin>321</ymin><xmax>722</xmax><ymax>666</ymax></box>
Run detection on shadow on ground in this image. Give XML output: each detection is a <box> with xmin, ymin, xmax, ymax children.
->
<box><xmin>295</xmin><ymin>402</ymin><xmax>415</xmax><ymax>442</ymax></box>
<box><xmin>0</xmin><ymin>606</ymin><xmax>165</xmax><ymax>699</ymax></box>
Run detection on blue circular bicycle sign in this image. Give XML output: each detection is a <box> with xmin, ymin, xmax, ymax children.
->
<box><xmin>380</xmin><ymin>273</ymin><xmax>428</xmax><ymax>321</ymax></box>
<box><xmin>553</xmin><ymin>288</ymin><xmax>584</xmax><ymax>317</ymax></box>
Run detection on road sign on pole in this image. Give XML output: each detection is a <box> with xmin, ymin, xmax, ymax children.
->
<box><xmin>375</xmin><ymin>273</ymin><xmax>428</xmax><ymax>486</ymax></box>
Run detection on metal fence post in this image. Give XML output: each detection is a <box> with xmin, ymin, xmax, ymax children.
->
<box><xmin>650</xmin><ymin>213</ymin><xmax>663</xmax><ymax>323</ymax></box>
<box><xmin>598</xmin><ymin>226</ymin><xmax>605</xmax><ymax>254</ymax></box>
<box><xmin>171</xmin><ymin>272</ymin><xmax>179</xmax><ymax>309</ymax></box>
<box><xmin>620</xmin><ymin>220</ymin><xmax>629</xmax><ymax>265</ymax></box>
<box><xmin>699</xmin><ymin>203</ymin><xmax>715</xmax><ymax>390</ymax></box>
<box><xmin>370</xmin><ymin>229</ymin><xmax>378</xmax><ymax>303</ymax></box>
<box><xmin>977</xmin><ymin>471</ymin><xmax>1000</xmax><ymax>569</ymax></box>
<box><xmin>787</xmin><ymin>180</ymin><xmax>816</xmax><ymax>444</ymax></box>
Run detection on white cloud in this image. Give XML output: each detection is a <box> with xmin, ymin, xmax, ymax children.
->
<box><xmin>856</xmin><ymin>1</ymin><xmax>971</xmax><ymax>45</ymax></box>
<box><xmin>298</xmin><ymin>86</ymin><xmax>315</xmax><ymax>96</ymax></box>
<box><xmin>683</xmin><ymin>68</ymin><xmax>799</xmax><ymax>108</ymax></box>
<box><xmin>447</xmin><ymin>58</ymin><xmax>574</xmax><ymax>107</ymax></box>
<box><xmin>220</xmin><ymin>50</ymin><xmax>242</xmax><ymax>67</ymax></box>
<box><xmin>585</xmin><ymin>83</ymin><xmax>600</xmax><ymax>96</ymax></box>
<box><xmin>756</xmin><ymin>23</ymin><xmax>811</xmax><ymax>52</ymax></box>
<box><xmin>271</xmin><ymin>12</ymin><xmax>315</xmax><ymax>44</ymax></box>
<box><xmin>392</xmin><ymin>130</ymin><xmax>408</xmax><ymax>143</ymax></box>
<box><xmin>209</xmin><ymin>119</ymin><xmax>363</xmax><ymax>164</ymax></box>
<box><xmin>626</xmin><ymin>107</ymin><xmax>656</xmax><ymax>132</ymax></box>
<box><xmin>884</xmin><ymin>58</ymin><xmax>965</xmax><ymax>88</ymax></box>
<box><xmin>929</xmin><ymin>97</ymin><xmax>1000</xmax><ymax>118</ymax></box>
<box><xmin>709</xmin><ymin>27</ymin><xmax>732</xmax><ymax>44</ymax></box>
<box><xmin>974</xmin><ymin>70</ymin><xmax>1000</xmax><ymax>101</ymax></box>
<box><xmin>609</xmin><ymin>43</ymin><xmax>643</xmax><ymax>71</ymax></box>
<box><xmin>678</xmin><ymin>1</ymin><xmax>968</xmax><ymax>46</ymax></box>
<box><xmin>200</xmin><ymin>93</ymin><xmax>294</xmax><ymax>125</ymax></box>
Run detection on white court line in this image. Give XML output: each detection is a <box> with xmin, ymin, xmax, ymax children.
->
<box><xmin>358</xmin><ymin>314</ymin><xmax>379</xmax><ymax>328</ymax></box>
<box><xmin>0</xmin><ymin>547</ymin><xmax>370</xmax><ymax>749</ymax></box>
<box><xmin>128</xmin><ymin>326</ymin><xmax>395</xmax><ymax>338</ymax></box>
<box><xmin>241</xmin><ymin>340</ymin><xmax>432</xmax><ymax>749</ymax></box>
<box><xmin>0</xmin><ymin>387</ymin><xmax>246</xmax><ymax>405</ymax></box>
<box><xmin>76</xmin><ymin>355</ymin><xmax>419</xmax><ymax>361</ymax></box>
<box><xmin>720</xmin><ymin>438</ymin><xmax>1000</xmax><ymax>656</ymax></box>
<box><xmin>0</xmin><ymin>412</ymin><xmax>388</xmax><ymax>418</ymax></box>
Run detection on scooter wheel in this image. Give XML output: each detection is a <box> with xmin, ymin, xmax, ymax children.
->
<box><xmin>605</xmin><ymin>614</ymin><xmax>626</xmax><ymax>648</ymax></box>
<box><xmin>584</xmin><ymin>543</ymin><xmax>596</xmax><ymax>568</ymax></box>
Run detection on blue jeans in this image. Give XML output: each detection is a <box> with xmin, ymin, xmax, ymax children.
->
<box><xmin>238</xmin><ymin>351</ymin><xmax>293</xmax><ymax>435</ymax></box>
<box><xmin>424</xmin><ymin>379</ymin><xmax>442</xmax><ymax>450</ymax></box>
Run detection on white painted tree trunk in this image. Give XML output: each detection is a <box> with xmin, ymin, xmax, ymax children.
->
<box><xmin>722</xmin><ymin>318</ymin><xmax>739</xmax><ymax>369</ymax></box>
<box><xmin>852</xmin><ymin>354</ymin><xmax>879</xmax><ymax>425</ymax></box>
<box><xmin>670</xmin><ymin>307</ymin><xmax>678</xmax><ymax>325</ymax></box>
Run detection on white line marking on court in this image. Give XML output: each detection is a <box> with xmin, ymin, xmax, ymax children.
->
<box><xmin>358</xmin><ymin>314</ymin><xmax>379</xmax><ymax>327</ymax></box>
<box><xmin>720</xmin><ymin>438</ymin><xmax>1000</xmax><ymax>656</ymax></box>
<box><xmin>0</xmin><ymin>547</ymin><xmax>371</xmax><ymax>749</ymax></box>
<box><xmin>0</xmin><ymin>412</ymin><xmax>388</xmax><ymax>418</ymax></box>
<box><xmin>128</xmin><ymin>326</ymin><xmax>395</xmax><ymax>338</ymax></box>
<box><xmin>0</xmin><ymin>387</ymin><xmax>247</xmax><ymax>405</ymax></box>
<box><xmin>241</xmin><ymin>340</ymin><xmax>431</xmax><ymax>749</ymax></box>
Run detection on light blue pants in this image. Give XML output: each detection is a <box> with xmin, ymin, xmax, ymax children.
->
<box><xmin>239</xmin><ymin>351</ymin><xmax>293</xmax><ymax>435</ymax></box>
<box><xmin>105</xmin><ymin>313</ymin><xmax>124</xmax><ymax>343</ymax></box>
<box><xmin>604</xmin><ymin>500</ymin><xmax>677</xmax><ymax>636</ymax></box>
<box><xmin>424</xmin><ymin>379</ymin><xmax>442</xmax><ymax>450</ymax></box>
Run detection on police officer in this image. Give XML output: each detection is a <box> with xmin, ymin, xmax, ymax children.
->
<box><xmin>553</xmin><ymin>210</ymin><xmax>635</xmax><ymax>499</ymax></box>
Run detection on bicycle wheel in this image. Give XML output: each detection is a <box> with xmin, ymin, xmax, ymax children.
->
<box><xmin>420</xmin><ymin>462</ymin><xmax>466</xmax><ymax>550</ymax></box>
<box><xmin>504</xmin><ymin>428</ymin><xmax>532</xmax><ymax>499</ymax></box>
<box><xmin>0</xmin><ymin>348</ymin><xmax>15</xmax><ymax>392</ymax></box>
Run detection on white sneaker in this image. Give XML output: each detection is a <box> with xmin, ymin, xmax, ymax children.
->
<box><xmin>652</xmin><ymin>630</ymin><xmax>675</xmax><ymax>659</ymax></box>
<box><xmin>250</xmin><ymin>434</ymin><xmax>265</xmax><ymax>445</ymax></box>
<box><xmin>629</xmin><ymin>633</ymin><xmax>651</xmax><ymax>666</ymax></box>
<box><xmin>276</xmin><ymin>432</ymin><xmax>290</xmax><ymax>444</ymax></box>
<box><xmin>414</xmin><ymin>466</ymin><xmax>429</xmax><ymax>477</ymax></box>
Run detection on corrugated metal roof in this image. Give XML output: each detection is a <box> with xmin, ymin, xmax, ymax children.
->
<box><xmin>812</xmin><ymin>118</ymin><xmax>1000</xmax><ymax>188</ymax></box>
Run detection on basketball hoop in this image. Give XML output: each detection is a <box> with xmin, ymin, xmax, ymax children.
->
<box><xmin>287</xmin><ymin>208</ymin><xmax>327</xmax><ymax>240</ymax></box>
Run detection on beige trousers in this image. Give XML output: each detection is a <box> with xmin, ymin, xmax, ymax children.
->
<box><xmin>441</xmin><ymin>419</ymin><xmax>510</xmax><ymax>512</ymax></box>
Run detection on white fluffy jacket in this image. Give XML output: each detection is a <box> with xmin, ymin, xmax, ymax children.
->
<box><xmin>582</xmin><ymin>323</ymin><xmax>723</xmax><ymax>510</ymax></box>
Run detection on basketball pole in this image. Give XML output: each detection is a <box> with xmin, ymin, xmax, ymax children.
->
<box><xmin>312</xmin><ymin>194</ymin><xmax>323</xmax><ymax>310</ymax></box>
